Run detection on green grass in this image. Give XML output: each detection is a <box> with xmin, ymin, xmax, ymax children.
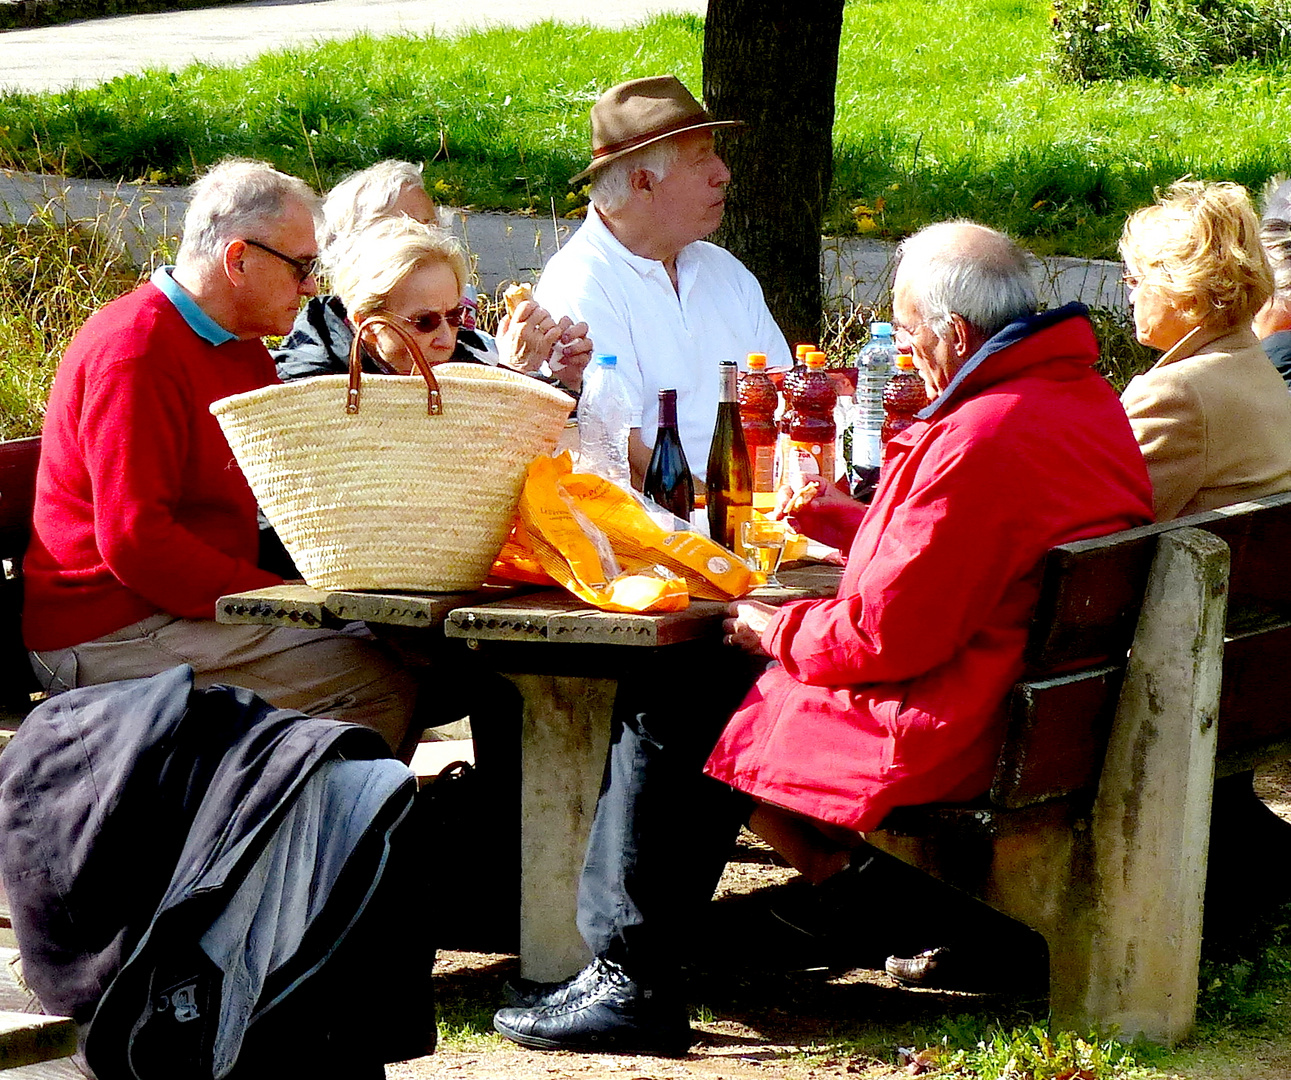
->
<box><xmin>1</xmin><ymin>2</ymin><xmax>1290</xmax><ymax>258</ymax></box>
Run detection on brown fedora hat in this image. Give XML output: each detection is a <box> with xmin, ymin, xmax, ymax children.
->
<box><xmin>569</xmin><ymin>75</ymin><xmax>741</xmax><ymax>185</ymax></box>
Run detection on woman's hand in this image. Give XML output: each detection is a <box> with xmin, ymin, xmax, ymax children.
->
<box><xmin>498</xmin><ymin>300</ymin><xmax>566</xmax><ymax>374</ymax></box>
<box><xmin>723</xmin><ymin>599</ymin><xmax>777</xmax><ymax>656</ymax></box>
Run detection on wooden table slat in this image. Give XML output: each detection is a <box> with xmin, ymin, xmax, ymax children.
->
<box><xmin>216</xmin><ymin>584</ymin><xmax>332</xmax><ymax>628</ymax></box>
<box><xmin>0</xmin><ymin>1012</ymin><xmax>75</xmax><ymax>1071</ymax></box>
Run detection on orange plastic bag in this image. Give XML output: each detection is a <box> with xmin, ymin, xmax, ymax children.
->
<box><xmin>494</xmin><ymin>454</ymin><xmax>761</xmax><ymax>613</ymax></box>
<box><xmin>512</xmin><ymin>454</ymin><xmax>689</xmax><ymax>613</ymax></box>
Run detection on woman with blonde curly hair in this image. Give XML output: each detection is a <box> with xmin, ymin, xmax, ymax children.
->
<box><xmin>1119</xmin><ymin>179</ymin><xmax>1291</xmax><ymax>520</ymax></box>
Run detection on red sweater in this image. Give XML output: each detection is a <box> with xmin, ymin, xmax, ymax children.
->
<box><xmin>24</xmin><ymin>282</ymin><xmax>282</xmax><ymax>651</ymax></box>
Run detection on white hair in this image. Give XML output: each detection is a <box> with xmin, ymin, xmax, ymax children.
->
<box><xmin>896</xmin><ymin>220</ymin><xmax>1037</xmax><ymax>340</ymax></box>
<box><xmin>176</xmin><ymin>159</ymin><xmax>320</xmax><ymax>266</ymax></box>
<box><xmin>589</xmin><ymin>139</ymin><xmax>680</xmax><ymax>214</ymax></box>
<box><xmin>321</xmin><ymin>160</ymin><xmax>434</xmax><ymax>268</ymax></box>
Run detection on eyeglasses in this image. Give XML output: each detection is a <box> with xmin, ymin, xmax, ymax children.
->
<box><xmin>385</xmin><ymin>307</ymin><xmax>465</xmax><ymax>334</ymax></box>
<box><xmin>243</xmin><ymin>238</ymin><xmax>321</xmax><ymax>284</ymax></box>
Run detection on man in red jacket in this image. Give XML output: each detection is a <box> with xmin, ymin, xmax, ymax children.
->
<box><xmin>494</xmin><ymin>221</ymin><xmax>1155</xmax><ymax>1055</ymax></box>
<box><xmin>23</xmin><ymin>159</ymin><xmax>421</xmax><ymax>761</ymax></box>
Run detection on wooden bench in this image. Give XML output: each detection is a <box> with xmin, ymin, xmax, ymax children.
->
<box><xmin>869</xmin><ymin>490</ymin><xmax>1291</xmax><ymax>1045</ymax></box>
<box><xmin>0</xmin><ymin>438</ymin><xmax>42</xmax><ymax>734</ymax></box>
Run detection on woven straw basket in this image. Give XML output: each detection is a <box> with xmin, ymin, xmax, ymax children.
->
<box><xmin>211</xmin><ymin>320</ymin><xmax>574</xmax><ymax>592</ymax></box>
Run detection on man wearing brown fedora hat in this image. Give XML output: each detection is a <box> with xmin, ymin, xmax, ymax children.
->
<box><xmin>536</xmin><ymin>75</ymin><xmax>791</xmax><ymax>487</ymax></box>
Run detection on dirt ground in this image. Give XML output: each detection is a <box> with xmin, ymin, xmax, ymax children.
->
<box><xmin>383</xmin><ymin>764</ymin><xmax>1291</xmax><ymax>1080</ymax></box>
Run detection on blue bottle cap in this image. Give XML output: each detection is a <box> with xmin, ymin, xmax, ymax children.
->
<box><xmin>593</xmin><ymin>353</ymin><xmax>618</xmax><ymax>366</ymax></box>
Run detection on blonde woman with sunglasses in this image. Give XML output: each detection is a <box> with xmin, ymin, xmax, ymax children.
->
<box><xmin>274</xmin><ymin>159</ymin><xmax>591</xmax><ymax>391</ymax></box>
<box><xmin>329</xmin><ymin>217</ymin><xmax>591</xmax><ymax>384</ymax></box>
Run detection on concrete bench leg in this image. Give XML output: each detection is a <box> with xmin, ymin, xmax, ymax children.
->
<box><xmin>504</xmin><ymin>673</ymin><xmax>616</xmax><ymax>983</ymax></box>
<box><xmin>1063</xmin><ymin>526</ymin><xmax>1229</xmax><ymax>1043</ymax></box>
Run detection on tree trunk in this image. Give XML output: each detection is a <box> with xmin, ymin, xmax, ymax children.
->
<box><xmin>703</xmin><ymin>0</ymin><xmax>844</xmax><ymax>350</ymax></box>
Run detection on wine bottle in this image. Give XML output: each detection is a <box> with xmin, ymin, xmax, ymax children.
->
<box><xmin>706</xmin><ymin>361</ymin><xmax>754</xmax><ymax>552</ymax></box>
<box><xmin>643</xmin><ymin>388</ymin><xmax>695</xmax><ymax>522</ymax></box>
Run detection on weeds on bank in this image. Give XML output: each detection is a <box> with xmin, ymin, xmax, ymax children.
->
<box><xmin>3</xmin><ymin>2</ymin><xmax>1291</xmax><ymax>259</ymax></box>
<box><xmin>0</xmin><ymin>191</ymin><xmax>174</xmax><ymax>437</ymax></box>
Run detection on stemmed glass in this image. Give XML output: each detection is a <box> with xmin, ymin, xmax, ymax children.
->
<box><xmin>741</xmin><ymin>518</ymin><xmax>787</xmax><ymax>588</ymax></box>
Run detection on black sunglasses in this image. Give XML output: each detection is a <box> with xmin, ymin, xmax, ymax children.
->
<box><xmin>386</xmin><ymin>307</ymin><xmax>465</xmax><ymax>334</ymax></box>
<box><xmin>243</xmin><ymin>238</ymin><xmax>321</xmax><ymax>283</ymax></box>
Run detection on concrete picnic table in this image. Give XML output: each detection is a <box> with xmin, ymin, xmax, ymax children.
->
<box><xmin>218</xmin><ymin>563</ymin><xmax>841</xmax><ymax>980</ymax></box>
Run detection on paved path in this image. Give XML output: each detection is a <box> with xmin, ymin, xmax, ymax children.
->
<box><xmin>0</xmin><ymin>0</ymin><xmax>1126</xmax><ymax>308</ymax></box>
<box><xmin>0</xmin><ymin>167</ymin><xmax>1126</xmax><ymax>308</ymax></box>
<box><xmin>0</xmin><ymin>0</ymin><xmax>706</xmax><ymax>95</ymax></box>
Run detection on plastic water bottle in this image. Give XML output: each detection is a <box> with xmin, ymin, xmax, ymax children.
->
<box><xmin>853</xmin><ymin>322</ymin><xmax>897</xmax><ymax>475</ymax></box>
<box><xmin>577</xmin><ymin>354</ymin><xmax>633</xmax><ymax>489</ymax></box>
<box><xmin>846</xmin><ymin>322</ymin><xmax>897</xmax><ymax>499</ymax></box>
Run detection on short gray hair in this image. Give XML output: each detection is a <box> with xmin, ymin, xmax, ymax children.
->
<box><xmin>589</xmin><ymin>139</ymin><xmax>680</xmax><ymax>214</ymax></box>
<box><xmin>895</xmin><ymin>220</ymin><xmax>1037</xmax><ymax>340</ymax></box>
<box><xmin>321</xmin><ymin>159</ymin><xmax>433</xmax><ymax>264</ymax></box>
<box><xmin>177</xmin><ymin>159</ymin><xmax>320</xmax><ymax>266</ymax></box>
<box><xmin>1261</xmin><ymin>176</ymin><xmax>1291</xmax><ymax>306</ymax></box>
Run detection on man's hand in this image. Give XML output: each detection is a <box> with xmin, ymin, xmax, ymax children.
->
<box><xmin>551</xmin><ymin>317</ymin><xmax>593</xmax><ymax>393</ymax></box>
<box><xmin>773</xmin><ymin>469</ymin><xmax>855</xmax><ymax>523</ymax></box>
<box><xmin>723</xmin><ymin>599</ymin><xmax>777</xmax><ymax>656</ymax></box>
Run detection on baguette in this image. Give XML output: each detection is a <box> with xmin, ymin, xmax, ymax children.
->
<box><xmin>784</xmin><ymin>481</ymin><xmax>821</xmax><ymax>516</ymax></box>
<box><xmin>503</xmin><ymin>282</ymin><xmax>534</xmax><ymax>316</ymax></box>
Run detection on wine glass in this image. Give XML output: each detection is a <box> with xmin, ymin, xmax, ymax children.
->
<box><xmin>741</xmin><ymin>518</ymin><xmax>787</xmax><ymax>588</ymax></box>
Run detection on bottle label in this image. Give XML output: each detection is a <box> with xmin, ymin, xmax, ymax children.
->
<box><xmin>751</xmin><ymin>444</ymin><xmax>776</xmax><ymax>493</ymax></box>
<box><xmin>786</xmin><ymin>439</ymin><xmax>835</xmax><ymax>486</ymax></box>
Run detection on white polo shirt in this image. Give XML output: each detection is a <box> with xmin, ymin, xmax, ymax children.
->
<box><xmin>536</xmin><ymin>205</ymin><xmax>791</xmax><ymax>482</ymax></box>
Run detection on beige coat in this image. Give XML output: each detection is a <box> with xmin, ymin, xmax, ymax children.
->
<box><xmin>1121</xmin><ymin>324</ymin><xmax>1291</xmax><ymax>520</ymax></box>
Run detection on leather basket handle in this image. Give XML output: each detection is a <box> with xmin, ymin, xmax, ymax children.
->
<box><xmin>346</xmin><ymin>314</ymin><xmax>444</xmax><ymax>416</ymax></box>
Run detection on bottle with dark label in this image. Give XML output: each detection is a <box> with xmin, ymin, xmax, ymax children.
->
<box><xmin>643</xmin><ymin>388</ymin><xmax>694</xmax><ymax>522</ymax></box>
<box><xmin>707</xmin><ymin>361</ymin><xmax>754</xmax><ymax>552</ymax></box>
<box><xmin>785</xmin><ymin>350</ymin><xmax>837</xmax><ymax>484</ymax></box>
<box><xmin>882</xmin><ymin>349</ymin><xmax>930</xmax><ymax>444</ymax></box>
<box><xmin>738</xmin><ymin>352</ymin><xmax>779</xmax><ymax>494</ymax></box>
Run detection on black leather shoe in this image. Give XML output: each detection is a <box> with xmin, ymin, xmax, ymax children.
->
<box><xmin>493</xmin><ymin>958</ymin><xmax>691</xmax><ymax>1056</ymax></box>
<box><xmin>502</xmin><ymin>957</ymin><xmax>615</xmax><ymax>1009</ymax></box>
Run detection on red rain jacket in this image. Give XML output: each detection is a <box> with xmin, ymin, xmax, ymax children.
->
<box><xmin>705</xmin><ymin>304</ymin><xmax>1154</xmax><ymax>831</ymax></box>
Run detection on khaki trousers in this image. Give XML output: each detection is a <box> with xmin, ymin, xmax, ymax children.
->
<box><xmin>30</xmin><ymin>614</ymin><xmax>420</xmax><ymax>761</ymax></box>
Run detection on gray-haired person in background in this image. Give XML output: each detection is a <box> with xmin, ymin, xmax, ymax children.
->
<box><xmin>1256</xmin><ymin>175</ymin><xmax>1291</xmax><ymax>387</ymax></box>
<box><xmin>274</xmin><ymin>159</ymin><xmax>590</xmax><ymax>392</ymax></box>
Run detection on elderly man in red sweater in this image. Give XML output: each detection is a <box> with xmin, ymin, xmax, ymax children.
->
<box><xmin>23</xmin><ymin>159</ymin><xmax>421</xmax><ymax>761</ymax></box>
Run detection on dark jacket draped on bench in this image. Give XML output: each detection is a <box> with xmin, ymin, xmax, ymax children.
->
<box><xmin>0</xmin><ymin>665</ymin><xmax>435</xmax><ymax>1078</ymax></box>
